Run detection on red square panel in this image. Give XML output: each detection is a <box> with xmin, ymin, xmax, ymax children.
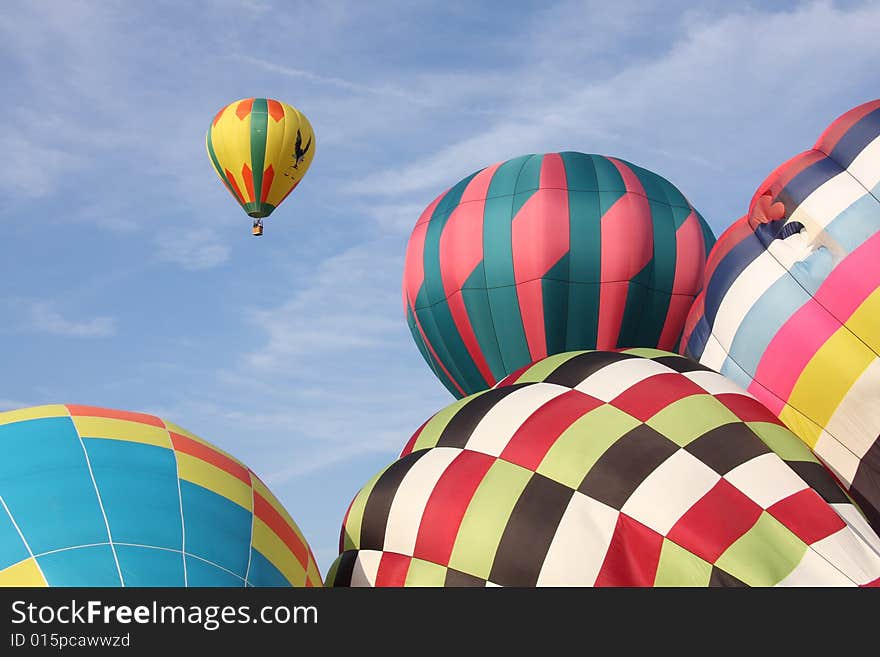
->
<box><xmin>610</xmin><ymin>373</ymin><xmax>704</xmax><ymax>422</ymax></box>
<box><xmin>501</xmin><ymin>389</ymin><xmax>603</xmax><ymax>471</ymax></box>
<box><xmin>595</xmin><ymin>514</ymin><xmax>664</xmax><ymax>587</ymax></box>
<box><xmin>767</xmin><ymin>488</ymin><xmax>846</xmax><ymax>545</ymax></box>
<box><xmin>715</xmin><ymin>393</ymin><xmax>784</xmax><ymax>425</ymax></box>
<box><xmin>374</xmin><ymin>552</ymin><xmax>412</xmax><ymax>587</ymax></box>
<box><xmin>667</xmin><ymin>479</ymin><xmax>762</xmax><ymax>563</ymax></box>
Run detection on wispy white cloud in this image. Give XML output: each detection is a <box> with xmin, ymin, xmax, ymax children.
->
<box><xmin>346</xmin><ymin>1</ymin><xmax>880</xmax><ymax>230</ymax></box>
<box><xmin>155</xmin><ymin>227</ymin><xmax>231</xmax><ymax>271</ymax></box>
<box><xmin>27</xmin><ymin>301</ymin><xmax>116</xmax><ymax>338</ymax></box>
<box><xmin>244</xmin><ymin>241</ymin><xmax>403</xmax><ymax>368</ymax></box>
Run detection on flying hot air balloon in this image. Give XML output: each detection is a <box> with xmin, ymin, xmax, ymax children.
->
<box><xmin>206</xmin><ymin>98</ymin><xmax>315</xmax><ymax>236</ymax></box>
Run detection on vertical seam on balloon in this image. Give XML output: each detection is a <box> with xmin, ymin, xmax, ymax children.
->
<box><xmin>513</xmin><ymin>154</ymin><xmax>540</xmax><ymax>364</ymax></box>
<box><xmin>243</xmin><ymin>471</ymin><xmax>256</xmax><ymax>586</ymax></box>
<box><xmin>165</xmin><ymin>423</ymin><xmax>189</xmax><ymax>587</ymax></box>
<box><xmin>423</xmin><ymin>188</ymin><xmax>471</xmax><ymax>394</ymax></box>
<box><xmin>483</xmin><ymin>156</ymin><xmax>531</xmax><ymax>377</ymax></box>
<box><xmin>0</xmin><ymin>494</ymin><xmax>48</xmax><ymax>584</ymax></box>
<box><xmin>73</xmin><ymin>424</ymin><xmax>125</xmax><ymax>586</ymax></box>
<box><xmin>651</xmin><ymin>165</ymin><xmax>683</xmax><ymax>349</ymax></box>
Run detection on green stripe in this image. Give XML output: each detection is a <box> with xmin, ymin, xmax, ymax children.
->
<box><xmin>249</xmin><ymin>98</ymin><xmax>269</xmax><ymax>206</ymax></box>
<box><xmin>746</xmin><ymin>422</ymin><xmax>819</xmax><ymax>463</ymax></box>
<box><xmin>243</xmin><ymin>201</ymin><xmax>275</xmax><ymax>218</ymax></box>
<box><xmin>406</xmin><ymin>305</ymin><xmax>459</xmax><ymax>397</ymax></box>
<box><xmin>699</xmin><ymin>210</ymin><xmax>717</xmax><ymax>255</ymax></box>
<box><xmin>514</xmin><ymin>350</ymin><xmax>587</xmax><ymax>383</ymax></box>
<box><xmin>647</xmin><ymin>395</ymin><xmax>740</xmax><ymax>447</ymax></box>
<box><xmin>483</xmin><ymin>156</ymin><xmax>531</xmax><ymax>372</ymax></box>
<box><xmin>404</xmin><ymin>558</ymin><xmax>448</xmax><ymax>586</ymax></box>
<box><xmin>543</xmin><ymin>256</ymin><xmax>570</xmax><ymax>354</ymax></box>
<box><xmin>206</xmin><ymin>130</ymin><xmax>242</xmax><ymax>206</ymax></box>
<box><xmin>537</xmin><ymin>405</ymin><xmax>640</xmax><ymax>489</ymax></box>
<box><xmin>324</xmin><ymin>556</ymin><xmax>342</xmax><ymax>585</ymax></box>
<box><xmin>410</xmin><ymin>391</ymin><xmax>487</xmax><ymax>451</ymax></box>
<box><xmin>714</xmin><ymin>513</ymin><xmax>807</xmax><ymax>586</ymax></box>
<box><xmin>342</xmin><ymin>465</ymin><xmax>392</xmax><ymax>551</ymax></box>
<box><xmin>654</xmin><ymin>538</ymin><xmax>712</xmax><ymax>586</ymax></box>
<box><xmin>418</xmin><ymin>173</ymin><xmax>489</xmax><ymax>396</ymax></box>
<box><xmin>566</xmin><ymin>154</ymin><xmax>621</xmax><ymax>348</ymax></box>
<box><xmin>446</xmin><ymin>459</ymin><xmax>533</xmax><ymax>579</ymax></box>
<box><xmin>621</xmin><ymin>347</ymin><xmax>673</xmax><ymax>358</ymax></box>
<box><xmin>461</xmin><ymin>263</ymin><xmax>507</xmax><ymax>382</ymax></box>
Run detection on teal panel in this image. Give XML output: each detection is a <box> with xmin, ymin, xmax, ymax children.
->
<box><xmin>116</xmin><ymin>544</ymin><xmax>185</xmax><ymax>587</ymax></box>
<box><xmin>84</xmin><ymin>438</ymin><xmax>182</xmax><ymax>550</ymax></box>
<box><xmin>185</xmin><ymin>554</ymin><xmax>244</xmax><ymax>587</ymax></box>
<box><xmin>248</xmin><ymin>548</ymin><xmax>293</xmax><ymax>587</ymax></box>
<box><xmin>37</xmin><ymin>545</ymin><xmax>121</xmax><ymax>586</ymax></box>
<box><xmin>180</xmin><ymin>480</ymin><xmax>251</xmax><ymax>579</ymax></box>
<box><xmin>0</xmin><ymin>417</ymin><xmax>108</xmax><ymax>554</ymax></box>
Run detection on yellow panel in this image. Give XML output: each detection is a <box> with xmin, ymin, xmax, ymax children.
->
<box><xmin>779</xmin><ymin>404</ymin><xmax>824</xmax><ymax>449</ymax></box>
<box><xmin>264</xmin><ymin>103</ymin><xmax>315</xmax><ymax>206</ymax></box>
<box><xmin>72</xmin><ymin>417</ymin><xmax>171</xmax><ymax>448</ymax></box>
<box><xmin>251</xmin><ymin>517</ymin><xmax>307</xmax><ymax>586</ymax></box>
<box><xmin>212</xmin><ymin>103</ymin><xmax>253</xmax><ymax>202</ymax></box>
<box><xmin>0</xmin><ymin>558</ymin><xmax>47</xmax><ymax>587</ymax></box>
<box><xmin>786</xmin><ymin>326</ymin><xmax>874</xmax><ymax>435</ymax></box>
<box><xmin>164</xmin><ymin>421</ymin><xmax>247</xmax><ymax>470</ymax></box>
<box><xmin>0</xmin><ymin>404</ymin><xmax>69</xmax><ymax>426</ymax></box>
<box><xmin>251</xmin><ymin>475</ymin><xmax>307</xmax><ymax>545</ymax></box>
<box><xmin>177</xmin><ymin>452</ymin><xmax>252</xmax><ymax>511</ymax></box>
<box><xmin>845</xmin><ymin>288</ymin><xmax>880</xmax><ymax>353</ymax></box>
<box><xmin>305</xmin><ymin>557</ymin><xmax>322</xmax><ymax>587</ymax></box>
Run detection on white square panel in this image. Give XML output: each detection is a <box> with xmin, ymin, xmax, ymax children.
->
<box><xmin>621</xmin><ymin>449</ymin><xmax>720</xmax><ymax>535</ymax></box>
<box><xmin>724</xmin><ymin>452</ymin><xmax>807</xmax><ymax>509</ymax></box>
<box><xmin>537</xmin><ymin>492</ymin><xmax>620</xmax><ymax>586</ymax></box>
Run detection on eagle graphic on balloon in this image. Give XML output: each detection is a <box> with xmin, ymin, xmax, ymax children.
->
<box><xmin>1</xmin><ymin>98</ymin><xmax>878</xmax><ymax>588</ymax></box>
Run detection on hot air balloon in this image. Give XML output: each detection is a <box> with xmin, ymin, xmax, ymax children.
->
<box><xmin>327</xmin><ymin>350</ymin><xmax>880</xmax><ymax>587</ymax></box>
<box><xmin>402</xmin><ymin>152</ymin><xmax>715</xmax><ymax>399</ymax></box>
<box><xmin>681</xmin><ymin>99</ymin><xmax>880</xmax><ymax>531</ymax></box>
<box><xmin>0</xmin><ymin>405</ymin><xmax>322</xmax><ymax>587</ymax></box>
<box><xmin>206</xmin><ymin>97</ymin><xmax>315</xmax><ymax>236</ymax></box>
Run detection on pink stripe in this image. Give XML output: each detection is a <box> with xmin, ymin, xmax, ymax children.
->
<box><xmin>403</xmin><ymin>224</ymin><xmax>430</xmax><ymax>310</ymax></box>
<box><xmin>813</xmin><ymin>230</ymin><xmax>880</xmax><ymax>321</ymax></box>
<box><xmin>678</xmin><ymin>291</ymin><xmax>704</xmax><ymax>356</ymax></box>
<box><xmin>511</xmin><ymin>154</ymin><xmax>570</xmax><ymax>361</ymax></box>
<box><xmin>815</xmin><ymin>99</ymin><xmax>880</xmax><ymax>153</ymax></box>
<box><xmin>705</xmin><ymin>216</ymin><xmax>749</xmax><ymax>282</ymax></box>
<box><xmin>749</xmin><ymin>151</ymin><xmax>822</xmax><ymax>220</ymax></box>
<box><xmin>752</xmin><ymin>233</ymin><xmax>880</xmax><ymax>401</ymax></box>
<box><xmin>438</xmin><ymin>166</ymin><xmax>500</xmax><ymax>386</ymax></box>
<box><xmin>751</xmin><ymin>299</ymin><xmax>841</xmax><ymax>403</ymax></box>
<box><xmin>597</xmin><ymin>159</ymin><xmax>653</xmax><ymax>348</ymax></box>
<box><xmin>657</xmin><ymin>211</ymin><xmax>707</xmax><ymax>350</ymax></box>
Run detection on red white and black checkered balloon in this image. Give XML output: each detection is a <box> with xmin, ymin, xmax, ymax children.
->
<box><xmin>328</xmin><ymin>350</ymin><xmax>880</xmax><ymax>587</ymax></box>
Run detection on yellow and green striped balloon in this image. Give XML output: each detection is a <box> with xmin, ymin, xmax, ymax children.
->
<box><xmin>206</xmin><ymin>97</ymin><xmax>315</xmax><ymax>223</ymax></box>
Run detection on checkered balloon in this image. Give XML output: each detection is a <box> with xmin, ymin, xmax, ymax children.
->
<box><xmin>327</xmin><ymin>350</ymin><xmax>880</xmax><ymax>586</ymax></box>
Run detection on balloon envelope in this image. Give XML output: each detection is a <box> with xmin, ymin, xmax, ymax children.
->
<box><xmin>328</xmin><ymin>350</ymin><xmax>880</xmax><ymax>587</ymax></box>
<box><xmin>403</xmin><ymin>152</ymin><xmax>715</xmax><ymax>399</ymax></box>
<box><xmin>206</xmin><ymin>97</ymin><xmax>315</xmax><ymax>220</ymax></box>
<box><xmin>681</xmin><ymin>99</ymin><xmax>880</xmax><ymax>531</ymax></box>
<box><xmin>0</xmin><ymin>405</ymin><xmax>321</xmax><ymax>587</ymax></box>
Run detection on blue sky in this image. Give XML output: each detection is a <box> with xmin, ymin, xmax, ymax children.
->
<box><xmin>0</xmin><ymin>0</ymin><xmax>877</xmax><ymax>576</ymax></box>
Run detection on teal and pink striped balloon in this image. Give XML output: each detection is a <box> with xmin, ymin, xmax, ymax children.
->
<box><xmin>403</xmin><ymin>152</ymin><xmax>716</xmax><ymax>398</ymax></box>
